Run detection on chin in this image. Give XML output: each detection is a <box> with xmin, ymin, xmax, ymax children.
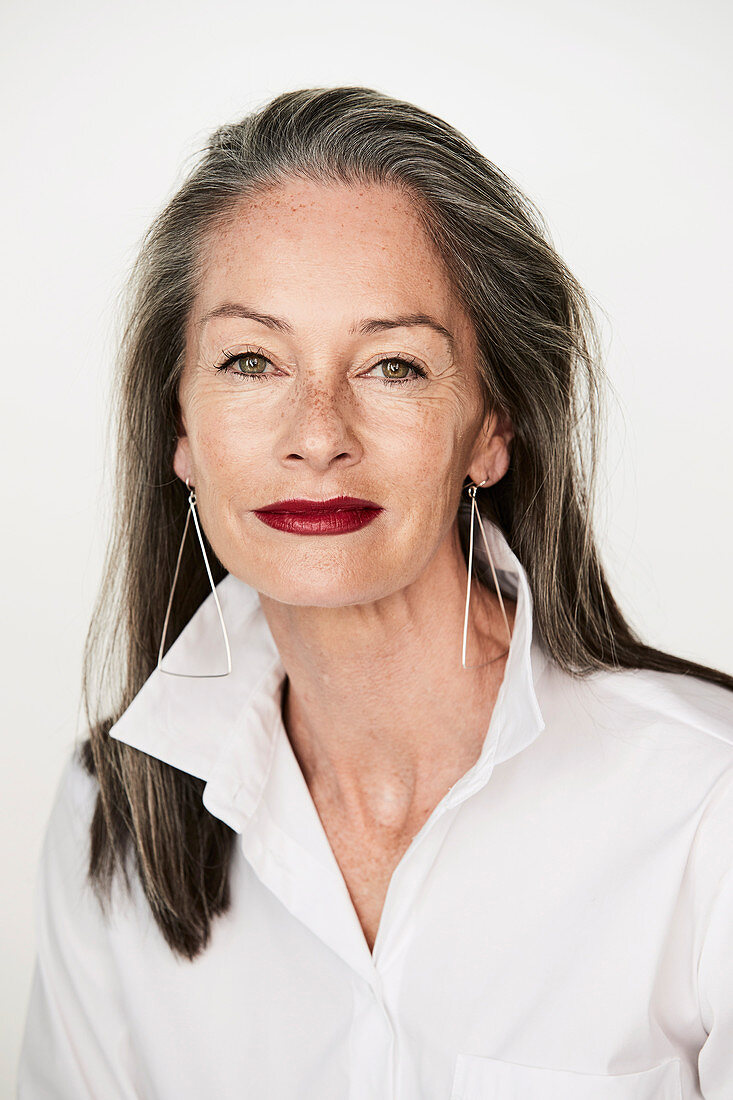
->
<box><xmin>253</xmin><ymin>570</ymin><xmax>391</xmax><ymax>609</ymax></box>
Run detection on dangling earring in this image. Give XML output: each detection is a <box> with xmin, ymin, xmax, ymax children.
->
<box><xmin>461</xmin><ymin>477</ymin><xmax>513</xmax><ymax>670</ymax></box>
<box><xmin>157</xmin><ymin>477</ymin><xmax>232</xmax><ymax>677</ymax></box>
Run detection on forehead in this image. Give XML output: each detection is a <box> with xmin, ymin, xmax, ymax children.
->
<box><xmin>194</xmin><ymin>178</ymin><xmax>459</xmax><ymax>319</ymax></box>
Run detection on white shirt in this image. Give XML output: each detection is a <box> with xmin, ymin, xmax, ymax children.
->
<box><xmin>17</xmin><ymin>520</ymin><xmax>733</xmax><ymax>1099</ymax></box>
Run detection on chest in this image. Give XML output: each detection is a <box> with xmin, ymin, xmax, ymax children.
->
<box><xmin>313</xmin><ymin>805</ymin><xmax>431</xmax><ymax>954</ymax></box>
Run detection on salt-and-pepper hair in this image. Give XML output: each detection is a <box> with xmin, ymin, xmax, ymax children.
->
<box><xmin>79</xmin><ymin>86</ymin><xmax>733</xmax><ymax>961</ymax></box>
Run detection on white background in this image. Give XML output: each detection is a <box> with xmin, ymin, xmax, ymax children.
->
<box><xmin>2</xmin><ymin>0</ymin><xmax>731</xmax><ymax>1089</ymax></box>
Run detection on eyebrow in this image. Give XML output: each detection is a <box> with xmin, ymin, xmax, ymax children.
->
<box><xmin>197</xmin><ymin>303</ymin><xmax>455</xmax><ymax>355</ymax></box>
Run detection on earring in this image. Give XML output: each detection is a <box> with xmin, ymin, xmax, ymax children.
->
<box><xmin>157</xmin><ymin>477</ymin><xmax>232</xmax><ymax>677</ymax></box>
<box><xmin>461</xmin><ymin>477</ymin><xmax>513</xmax><ymax>669</ymax></box>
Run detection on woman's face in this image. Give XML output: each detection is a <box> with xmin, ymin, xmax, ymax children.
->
<box><xmin>174</xmin><ymin>178</ymin><xmax>512</xmax><ymax>606</ymax></box>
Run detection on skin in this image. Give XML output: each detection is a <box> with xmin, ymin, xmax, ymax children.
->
<box><xmin>174</xmin><ymin>178</ymin><xmax>516</xmax><ymax>949</ymax></box>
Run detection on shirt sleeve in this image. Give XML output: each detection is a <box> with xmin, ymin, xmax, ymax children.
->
<box><xmin>697</xmin><ymin>862</ymin><xmax>733</xmax><ymax>1098</ymax></box>
<box><xmin>17</xmin><ymin>750</ymin><xmax>142</xmax><ymax>1099</ymax></box>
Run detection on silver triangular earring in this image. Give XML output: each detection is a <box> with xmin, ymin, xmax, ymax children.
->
<box><xmin>461</xmin><ymin>477</ymin><xmax>514</xmax><ymax>669</ymax></box>
<box><xmin>157</xmin><ymin>477</ymin><xmax>232</xmax><ymax>677</ymax></box>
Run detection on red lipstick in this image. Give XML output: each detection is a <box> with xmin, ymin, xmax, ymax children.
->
<box><xmin>253</xmin><ymin>496</ymin><xmax>383</xmax><ymax>536</ymax></box>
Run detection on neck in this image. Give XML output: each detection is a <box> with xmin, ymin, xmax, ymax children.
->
<box><xmin>257</xmin><ymin>527</ymin><xmax>516</xmax><ymax>835</ymax></box>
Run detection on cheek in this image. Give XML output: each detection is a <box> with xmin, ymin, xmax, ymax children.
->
<box><xmin>188</xmin><ymin>397</ymin><xmax>264</xmax><ymax>481</ymax></box>
<box><xmin>407</xmin><ymin>405</ymin><xmax>469</xmax><ymax>483</ymax></box>
<box><xmin>396</xmin><ymin>434</ymin><xmax>466</xmax><ymax>539</ymax></box>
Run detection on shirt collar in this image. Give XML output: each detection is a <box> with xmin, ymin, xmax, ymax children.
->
<box><xmin>109</xmin><ymin>518</ymin><xmax>548</xmax><ymax>822</ymax></box>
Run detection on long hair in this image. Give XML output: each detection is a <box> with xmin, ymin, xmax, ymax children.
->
<box><xmin>79</xmin><ymin>85</ymin><xmax>733</xmax><ymax>961</ymax></box>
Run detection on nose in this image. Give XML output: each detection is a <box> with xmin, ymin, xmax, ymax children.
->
<box><xmin>280</xmin><ymin>373</ymin><xmax>362</xmax><ymax>472</ymax></box>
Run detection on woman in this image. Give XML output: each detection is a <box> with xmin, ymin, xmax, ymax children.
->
<box><xmin>18</xmin><ymin>86</ymin><xmax>733</xmax><ymax>1099</ymax></box>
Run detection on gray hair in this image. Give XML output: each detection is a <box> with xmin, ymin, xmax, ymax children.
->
<box><xmin>79</xmin><ymin>85</ymin><xmax>733</xmax><ymax>961</ymax></box>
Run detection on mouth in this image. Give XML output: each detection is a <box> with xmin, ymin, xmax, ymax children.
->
<box><xmin>252</xmin><ymin>496</ymin><xmax>383</xmax><ymax>536</ymax></box>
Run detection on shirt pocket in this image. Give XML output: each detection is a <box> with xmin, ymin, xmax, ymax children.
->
<box><xmin>449</xmin><ymin>1053</ymin><xmax>683</xmax><ymax>1099</ymax></box>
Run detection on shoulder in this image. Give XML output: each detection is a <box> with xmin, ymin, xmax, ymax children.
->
<box><xmin>32</xmin><ymin>742</ymin><xmax>154</xmax><ymax>969</ymax></box>
<box><xmin>34</xmin><ymin>746</ymin><xmax>103</xmax><ymax>915</ymax></box>
<box><xmin>42</xmin><ymin>745</ymin><xmax>99</xmax><ymax>863</ymax></box>
<box><xmin>542</xmin><ymin>657</ymin><xmax>733</xmax><ymax>760</ymax></box>
<box><xmin>537</xmin><ymin>657</ymin><xmax>733</xmax><ymax>823</ymax></box>
<box><xmin>20</xmin><ymin>749</ymin><xmax>145</xmax><ymax>1098</ymax></box>
<box><xmin>537</xmin><ymin>658</ymin><xmax>733</xmax><ymax>883</ymax></box>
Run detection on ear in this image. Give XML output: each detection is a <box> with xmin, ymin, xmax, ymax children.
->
<box><xmin>172</xmin><ymin>382</ymin><xmax>193</xmax><ymax>486</ymax></box>
<box><xmin>466</xmin><ymin>406</ymin><xmax>515</xmax><ymax>488</ymax></box>
<box><xmin>172</xmin><ymin>434</ymin><xmax>192</xmax><ymax>486</ymax></box>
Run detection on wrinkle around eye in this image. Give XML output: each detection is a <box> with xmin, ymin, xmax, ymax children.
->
<box><xmin>208</xmin><ymin>350</ymin><xmax>433</xmax><ymax>388</ymax></box>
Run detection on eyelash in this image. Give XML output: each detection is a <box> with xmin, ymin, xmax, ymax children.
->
<box><xmin>214</xmin><ymin>347</ymin><xmax>428</xmax><ymax>387</ymax></box>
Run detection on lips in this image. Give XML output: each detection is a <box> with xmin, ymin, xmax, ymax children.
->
<box><xmin>253</xmin><ymin>496</ymin><xmax>383</xmax><ymax>536</ymax></box>
<box><xmin>255</xmin><ymin>496</ymin><xmax>380</xmax><ymax>514</ymax></box>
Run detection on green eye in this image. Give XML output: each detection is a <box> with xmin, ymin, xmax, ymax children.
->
<box><xmin>215</xmin><ymin>350</ymin><xmax>427</xmax><ymax>387</ymax></box>
<box><xmin>216</xmin><ymin>351</ymin><xmax>272</xmax><ymax>381</ymax></box>
<box><xmin>368</xmin><ymin>357</ymin><xmax>427</xmax><ymax>386</ymax></box>
<box><xmin>235</xmin><ymin>353</ymin><xmax>268</xmax><ymax>375</ymax></box>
